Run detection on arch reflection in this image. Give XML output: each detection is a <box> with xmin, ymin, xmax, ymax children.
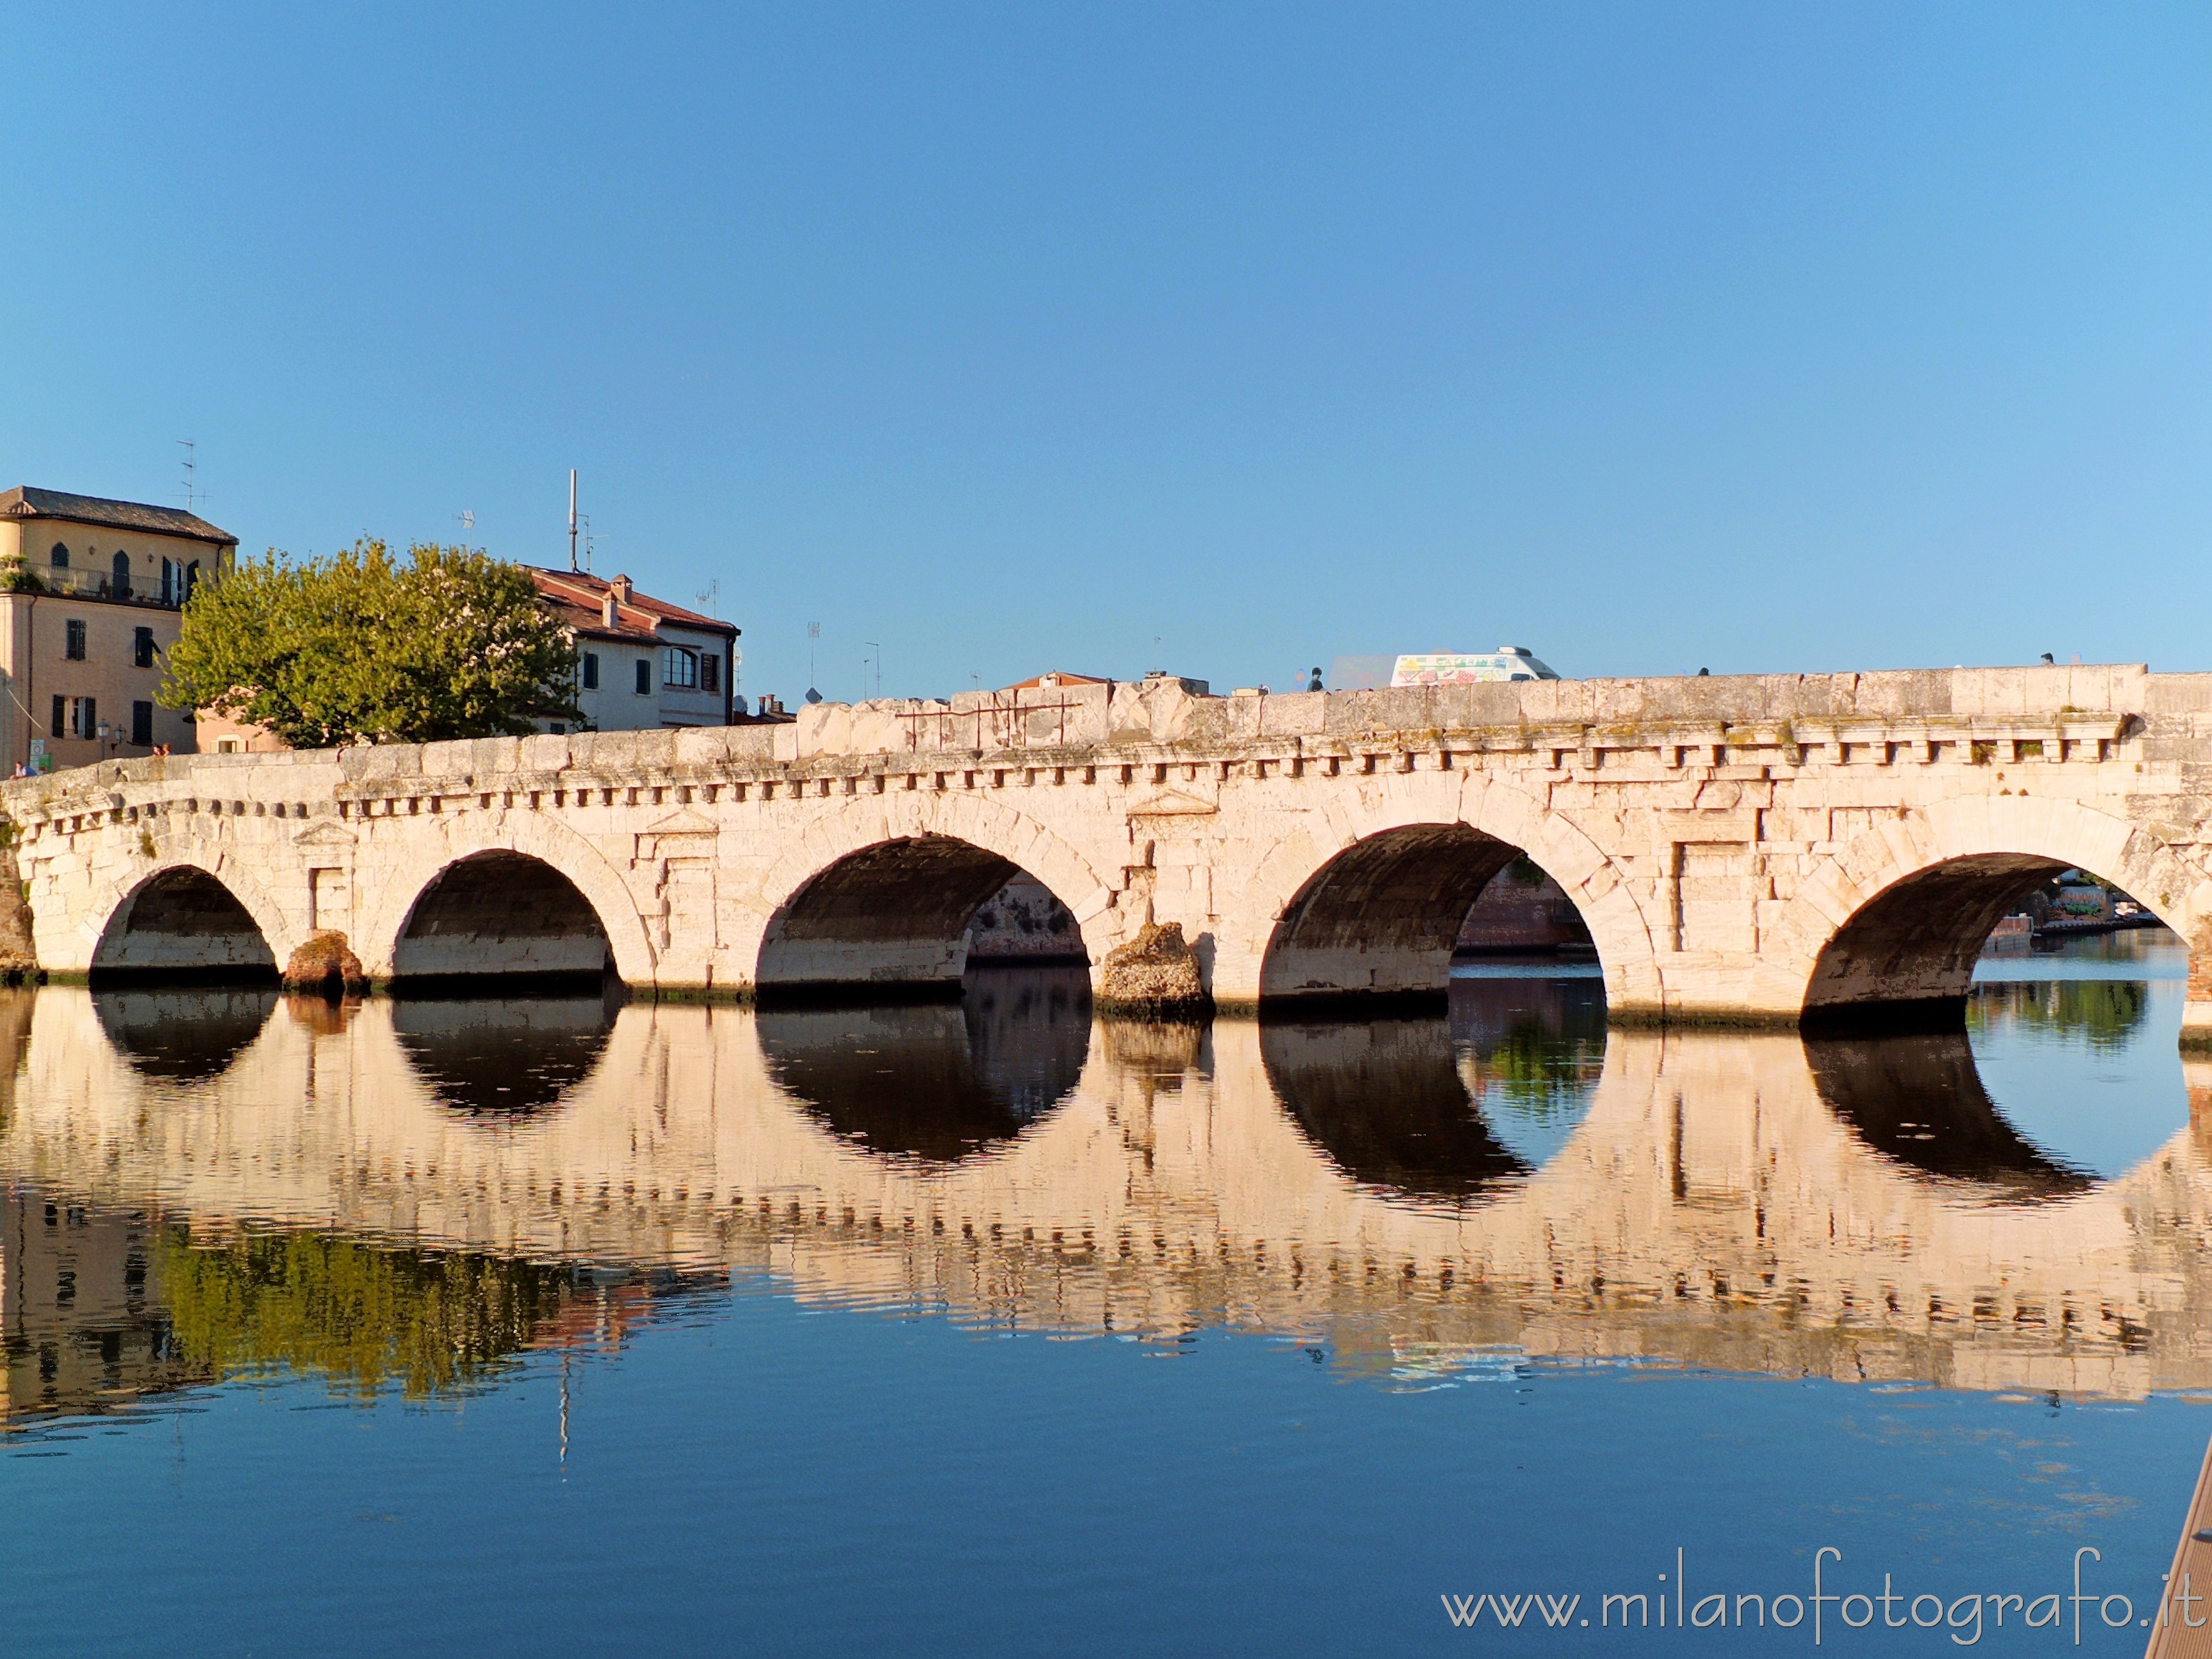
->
<box><xmin>1803</xmin><ymin>1031</ymin><xmax>2095</xmax><ymax>1198</ymax></box>
<box><xmin>1262</xmin><ymin>1016</ymin><xmax>1528</xmax><ymax>1199</ymax></box>
<box><xmin>1262</xmin><ymin>975</ymin><xmax>1606</xmax><ymax>1201</ymax></box>
<box><xmin>392</xmin><ymin>993</ymin><xmax>619</xmax><ymax>1118</ymax></box>
<box><xmin>93</xmin><ymin>988</ymin><xmax>278</xmax><ymax>1083</ymax></box>
<box><xmin>759</xmin><ymin>966</ymin><xmax>1089</xmax><ymax>1162</ymax></box>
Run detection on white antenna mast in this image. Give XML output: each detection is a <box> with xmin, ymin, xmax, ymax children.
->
<box><xmin>455</xmin><ymin>509</ymin><xmax>475</xmax><ymax>544</ymax></box>
<box><xmin>567</xmin><ymin>470</ymin><xmax>578</xmax><ymax>572</ymax></box>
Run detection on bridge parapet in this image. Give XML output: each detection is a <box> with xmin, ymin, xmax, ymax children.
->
<box><xmin>0</xmin><ymin>665</ymin><xmax>2207</xmax><ymax>1027</ymax></box>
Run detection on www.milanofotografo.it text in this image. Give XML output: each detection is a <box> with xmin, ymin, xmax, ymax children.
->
<box><xmin>1441</xmin><ymin>1548</ymin><xmax>2201</xmax><ymax>1645</ymax></box>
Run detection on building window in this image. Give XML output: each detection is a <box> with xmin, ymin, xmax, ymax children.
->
<box><xmin>112</xmin><ymin>551</ymin><xmax>132</xmax><ymax>599</ymax></box>
<box><xmin>549</xmin><ymin>722</ymin><xmax>566</xmax><ymax>735</ymax></box>
<box><xmin>134</xmin><ymin>627</ymin><xmax>155</xmax><ymax>669</ymax></box>
<box><xmin>64</xmin><ymin>619</ymin><xmax>86</xmax><ymax>661</ymax></box>
<box><xmin>49</xmin><ymin>696</ymin><xmax>62</xmax><ymax>738</ymax></box>
<box><xmin>701</xmin><ymin>653</ymin><xmax>719</xmax><ymax>693</ymax></box>
<box><xmin>664</xmin><ymin>647</ymin><xmax>699</xmax><ymax>689</ymax></box>
<box><xmin>581</xmin><ymin>651</ymin><xmax>599</xmax><ymax>690</ymax></box>
<box><xmin>49</xmin><ymin>542</ymin><xmax>68</xmax><ymax>570</ymax></box>
<box><xmin>215</xmin><ymin>737</ymin><xmax>244</xmax><ymax>754</ymax></box>
<box><xmin>56</xmin><ymin>697</ymin><xmax>96</xmax><ymax>739</ymax></box>
<box><xmin>161</xmin><ymin>558</ymin><xmax>179</xmax><ymax>606</ymax></box>
<box><xmin>131</xmin><ymin>701</ymin><xmax>153</xmax><ymax>747</ymax></box>
<box><xmin>634</xmin><ymin>658</ymin><xmax>651</xmax><ymax>695</ymax></box>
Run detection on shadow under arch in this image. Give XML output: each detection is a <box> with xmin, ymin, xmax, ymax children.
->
<box><xmin>392</xmin><ymin>851</ymin><xmax>614</xmax><ymax>989</ymax></box>
<box><xmin>91</xmin><ymin>866</ymin><xmax>279</xmax><ymax>984</ymax></box>
<box><xmin>1260</xmin><ymin>823</ymin><xmax>1600</xmax><ymax>1008</ymax></box>
<box><xmin>1801</xmin><ymin>853</ymin><xmax>2176</xmax><ymax>1032</ymax></box>
<box><xmin>93</xmin><ymin>987</ymin><xmax>279</xmax><ymax>1082</ymax></box>
<box><xmin>1803</xmin><ymin>1030</ymin><xmax>2095</xmax><ymax>1201</ymax></box>
<box><xmin>757</xmin><ymin>969</ymin><xmax>1090</xmax><ymax>1163</ymax></box>
<box><xmin>393</xmin><ymin>992</ymin><xmax>620</xmax><ymax>1118</ymax></box>
<box><xmin>756</xmin><ymin>836</ymin><xmax>1088</xmax><ymax>1003</ymax></box>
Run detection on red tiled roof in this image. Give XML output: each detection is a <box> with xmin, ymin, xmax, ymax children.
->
<box><xmin>526</xmin><ymin>567</ymin><xmax>739</xmax><ymax>644</ymax></box>
<box><xmin>1001</xmin><ymin>671</ymin><xmax>1110</xmax><ymax>690</ymax></box>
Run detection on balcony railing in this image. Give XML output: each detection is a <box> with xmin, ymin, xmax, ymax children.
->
<box><xmin>6</xmin><ymin>565</ymin><xmax>190</xmax><ymax>609</ymax></box>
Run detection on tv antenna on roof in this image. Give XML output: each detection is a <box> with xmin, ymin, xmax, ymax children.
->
<box><xmin>807</xmin><ymin>622</ymin><xmax>821</xmax><ymax>702</ymax></box>
<box><xmin>176</xmin><ymin>440</ymin><xmax>197</xmax><ymax>512</ymax></box>
<box><xmin>455</xmin><ymin>509</ymin><xmax>474</xmax><ymax>543</ymax></box>
<box><xmin>696</xmin><ymin>580</ymin><xmax>719</xmax><ymax>619</ymax></box>
<box><xmin>567</xmin><ymin>471</ymin><xmax>578</xmax><ymax>572</ymax></box>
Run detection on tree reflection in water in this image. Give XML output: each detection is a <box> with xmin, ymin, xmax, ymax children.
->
<box><xmin>759</xmin><ymin>964</ymin><xmax>1089</xmax><ymax>1162</ymax></box>
<box><xmin>0</xmin><ymin>1181</ymin><xmax>712</xmax><ymax>1431</ymax></box>
<box><xmin>159</xmin><ymin>1229</ymin><xmax>583</xmax><ymax>1397</ymax></box>
<box><xmin>93</xmin><ymin>988</ymin><xmax>278</xmax><ymax>1082</ymax></box>
<box><xmin>1969</xmin><ymin>977</ymin><xmax>2152</xmax><ymax>1050</ymax></box>
<box><xmin>392</xmin><ymin>991</ymin><xmax>622</xmax><ymax>1117</ymax></box>
<box><xmin>1450</xmin><ymin>976</ymin><xmax>1607</xmax><ymax>1168</ymax></box>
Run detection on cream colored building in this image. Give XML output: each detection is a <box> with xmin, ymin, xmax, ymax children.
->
<box><xmin>0</xmin><ymin>488</ymin><xmax>235</xmax><ymax>773</ymax></box>
<box><xmin>528</xmin><ymin>568</ymin><xmax>738</xmax><ymax>732</ymax></box>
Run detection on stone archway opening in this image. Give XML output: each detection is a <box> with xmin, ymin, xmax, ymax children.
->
<box><xmin>757</xmin><ymin>835</ymin><xmax>1089</xmax><ymax>1003</ymax></box>
<box><xmin>392</xmin><ymin>851</ymin><xmax>613</xmax><ymax>989</ymax></box>
<box><xmin>1802</xmin><ymin>855</ymin><xmax>2179</xmax><ymax>1031</ymax></box>
<box><xmin>1260</xmin><ymin>824</ymin><xmax>1600</xmax><ymax>1007</ymax></box>
<box><xmin>91</xmin><ymin>867</ymin><xmax>278</xmax><ymax>983</ymax></box>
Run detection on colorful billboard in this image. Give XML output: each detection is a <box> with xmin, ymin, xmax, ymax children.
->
<box><xmin>1389</xmin><ymin>649</ymin><xmax>1558</xmax><ymax>687</ymax></box>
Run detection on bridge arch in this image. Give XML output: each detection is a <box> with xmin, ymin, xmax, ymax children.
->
<box><xmin>358</xmin><ymin>815</ymin><xmax>656</xmax><ymax>986</ymax></box>
<box><xmin>89</xmin><ymin>861</ymin><xmax>287</xmax><ymax>981</ymax></box>
<box><xmin>746</xmin><ymin>795</ymin><xmax>1119</xmax><ymax>999</ymax></box>
<box><xmin>1769</xmin><ymin>796</ymin><xmax>2212</xmax><ymax>1030</ymax></box>
<box><xmin>1221</xmin><ymin>773</ymin><xmax>1657</xmax><ymax>1010</ymax></box>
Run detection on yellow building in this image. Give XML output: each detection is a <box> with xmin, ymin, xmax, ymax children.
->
<box><xmin>0</xmin><ymin>487</ymin><xmax>237</xmax><ymax>771</ymax></box>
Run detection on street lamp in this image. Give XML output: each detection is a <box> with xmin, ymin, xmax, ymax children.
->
<box><xmin>96</xmin><ymin>719</ymin><xmax>112</xmax><ymax>761</ymax></box>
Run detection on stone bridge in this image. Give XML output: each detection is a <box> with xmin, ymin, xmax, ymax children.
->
<box><xmin>7</xmin><ymin>662</ymin><xmax>2212</xmax><ymax>1030</ymax></box>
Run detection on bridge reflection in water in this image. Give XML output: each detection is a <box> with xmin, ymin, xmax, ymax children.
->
<box><xmin>3</xmin><ymin>961</ymin><xmax>2208</xmax><ymax>1430</ymax></box>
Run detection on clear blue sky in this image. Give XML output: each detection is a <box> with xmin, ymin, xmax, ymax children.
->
<box><xmin>4</xmin><ymin>4</ymin><xmax>2206</xmax><ymax>703</ymax></box>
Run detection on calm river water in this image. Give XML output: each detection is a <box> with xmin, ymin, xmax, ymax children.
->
<box><xmin>3</xmin><ymin>935</ymin><xmax>2208</xmax><ymax>1654</ymax></box>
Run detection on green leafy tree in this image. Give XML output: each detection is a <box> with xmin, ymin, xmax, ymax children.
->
<box><xmin>160</xmin><ymin>540</ymin><xmax>580</xmax><ymax>747</ymax></box>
